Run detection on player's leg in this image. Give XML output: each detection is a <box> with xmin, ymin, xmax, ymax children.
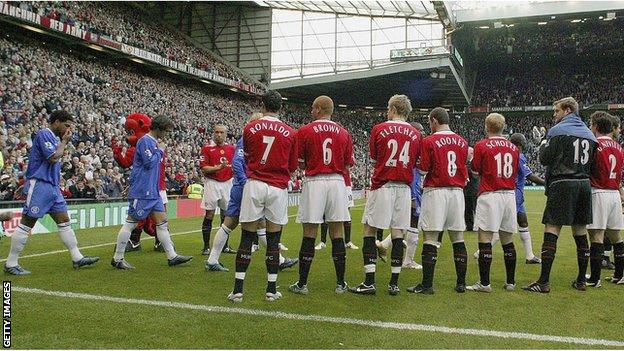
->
<box><xmin>262</xmin><ymin>183</ymin><xmax>291</xmax><ymax>301</ymax></box>
<box><xmin>403</xmin><ymin>206</ymin><xmax>421</xmax><ymax>269</ymax></box>
<box><xmin>349</xmin><ymin>222</ymin><xmax>378</xmax><ymax>294</ymax></box>
<box><xmin>264</xmin><ymin>219</ymin><xmax>282</xmax><ymax>300</ymax></box>
<box><xmin>328</xmin><ymin>222</ymin><xmax>347</xmax><ymax>292</ymax></box>
<box><xmin>524</xmin><ymin>183</ymin><xmax>566</xmax><ymax>292</ymax></box>
<box><xmin>125</xmin><ymin>220</ymin><xmax>144</xmax><ymax>252</ymax></box>
<box><xmin>316</xmin><ymin>219</ymin><xmax>328</xmax><ymax>250</ymax></box>
<box><xmin>500</xmin><ymin>231</ymin><xmax>517</xmax><ymax>289</ymax></box>
<box><xmin>518</xmin><ymin>212</ymin><xmax>540</xmax><ymax>263</ymax></box>
<box><xmin>291</xmin><ymin>222</ymin><xmax>318</xmax><ymax>293</ymax></box>
<box><xmin>522</xmin><ymin>223</ymin><xmax>561</xmax><ymax>292</ymax></box>
<box><xmin>6</xmin><ymin>181</ymin><xmax>68</xmax><ymax>274</ymax></box>
<box><xmin>388</xmin><ymin>228</ymin><xmax>405</xmax><ymax>295</ymax></box>
<box><xmin>151</xmin><ymin>209</ymin><xmax>192</xmax><ymax>265</ymax></box>
<box><xmin>469</xmin><ymin>229</ymin><xmax>494</xmax><ymax>293</ymax></box>
<box><xmin>206</xmin><ymin>215</ymin><xmax>239</xmax><ymax>271</ymax></box>
<box><xmin>201</xmin><ymin>209</ymin><xmax>216</xmax><ymax>255</ymax></box>
<box><xmin>406</xmin><ymin>230</ymin><xmax>439</xmax><ymax>294</ymax></box>
<box><xmin>344</xmin><ymin>221</ymin><xmax>357</xmax><ymax>249</ymax></box>
<box><xmin>232</xmin><ymin>221</ymin><xmax>258</xmax><ymax>300</ymax></box>
<box><xmin>4</xmin><ymin>214</ymin><xmax>37</xmax><ymax>275</ymax></box>
<box><xmin>603</xmin><ymin>236</ymin><xmax>614</xmax><ymax>269</ymax></box>
<box><xmin>605</xmin><ymin>230</ymin><xmax>624</xmax><ymax>283</ymax></box>
<box><xmin>350</xmin><ymin>187</ymin><xmax>391</xmax><ymax>295</ymax></box>
<box><xmin>112</xmin><ymin>214</ymin><xmax>140</xmax><ymax>269</ymax></box>
<box><xmin>407</xmin><ymin>188</ymin><xmax>446</xmax><ymax>294</ymax></box>
<box><xmin>587</xmin><ymin>229</ymin><xmax>605</xmax><ymax>286</ymax></box>
<box><xmin>200</xmin><ymin>179</ymin><xmax>220</xmax><ymax>255</ymax></box>
<box><xmin>50</xmin><ymin>211</ymin><xmax>99</xmax><ymax>268</ymax></box>
<box><xmin>572</xmin><ymin>225</ymin><xmax>590</xmax><ymax>289</ymax></box>
<box><xmin>344</xmin><ymin>187</ymin><xmax>356</xmax><ymax>249</ymax></box>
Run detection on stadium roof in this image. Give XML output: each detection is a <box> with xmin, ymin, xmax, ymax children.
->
<box><xmin>271</xmin><ymin>57</ymin><xmax>469</xmax><ymax>110</ymax></box>
<box><xmin>255</xmin><ymin>1</ymin><xmax>440</xmax><ymax>19</ymax></box>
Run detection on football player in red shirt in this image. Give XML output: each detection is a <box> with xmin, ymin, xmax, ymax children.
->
<box><xmin>228</xmin><ymin>90</ymin><xmax>298</xmax><ymax>303</ymax></box>
<box><xmin>199</xmin><ymin>125</ymin><xmax>235</xmax><ymax>255</ymax></box>
<box><xmin>350</xmin><ymin>95</ymin><xmax>421</xmax><ymax>296</ymax></box>
<box><xmin>466</xmin><ymin>113</ymin><xmax>520</xmax><ymax>293</ymax></box>
<box><xmin>408</xmin><ymin>107</ymin><xmax>469</xmax><ymax>294</ymax></box>
<box><xmin>587</xmin><ymin>112</ymin><xmax>624</xmax><ymax>286</ymax></box>
<box><xmin>288</xmin><ymin>96</ymin><xmax>354</xmax><ymax>295</ymax></box>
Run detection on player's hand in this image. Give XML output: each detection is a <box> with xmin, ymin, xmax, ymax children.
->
<box><xmin>61</xmin><ymin>127</ymin><xmax>72</xmax><ymax>144</ymax></box>
<box><xmin>219</xmin><ymin>159</ymin><xmax>229</xmax><ymax>169</ymax></box>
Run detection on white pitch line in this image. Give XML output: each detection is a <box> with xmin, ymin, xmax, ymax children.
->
<box><xmin>1</xmin><ymin>204</ymin><xmax>366</xmax><ymax>262</ymax></box>
<box><xmin>12</xmin><ymin>286</ymin><xmax>624</xmax><ymax>348</ymax></box>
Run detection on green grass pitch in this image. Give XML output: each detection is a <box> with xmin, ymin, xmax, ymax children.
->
<box><xmin>2</xmin><ymin>191</ymin><xmax>623</xmax><ymax>349</ymax></box>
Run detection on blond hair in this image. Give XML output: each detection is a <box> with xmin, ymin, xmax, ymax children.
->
<box><xmin>388</xmin><ymin>95</ymin><xmax>413</xmax><ymax>117</ymax></box>
<box><xmin>554</xmin><ymin>97</ymin><xmax>579</xmax><ymax>114</ymax></box>
<box><xmin>485</xmin><ymin>113</ymin><xmax>505</xmax><ymax>134</ymax></box>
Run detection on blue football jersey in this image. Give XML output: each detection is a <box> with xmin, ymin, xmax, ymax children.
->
<box><xmin>128</xmin><ymin>134</ymin><xmax>163</xmax><ymax>199</ymax></box>
<box><xmin>25</xmin><ymin>128</ymin><xmax>61</xmax><ymax>186</ymax></box>
<box><xmin>231</xmin><ymin>137</ymin><xmax>248</xmax><ymax>187</ymax></box>
<box><xmin>411</xmin><ymin>168</ymin><xmax>423</xmax><ymax>204</ymax></box>
<box><xmin>516</xmin><ymin>153</ymin><xmax>533</xmax><ymax>192</ymax></box>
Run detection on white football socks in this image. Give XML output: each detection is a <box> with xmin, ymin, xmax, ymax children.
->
<box><xmin>207</xmin><ymin>224</ymin><xmax>232</xmax><ymax>265</ymax></box>
<box><xmin>6</xmin><ymin>224</ymin><xmax>30</xmax><ymax>267</ymax></box>
<box><xmin>113</xmin><ymin>221</ymin><xmax>137</xmax><ymax>261</ymax></box>
<box><xmin>403</xmin><ymin>227</ymin><xmax>419</xmax><ymax>264</ymax></box>
<box><xmin>58</xmin><ymin>222</ymin><xmax>83</xmax><ymax>262</ymax></box>
<box><xmin>155</xmin><ymin>221</ymin><xmax>177</xmax><ymax>260</ymax></box>
<box><xmin>519</xmin><ymin>227</ymin><xmax>535</xmax><ymax>260</ymax></box>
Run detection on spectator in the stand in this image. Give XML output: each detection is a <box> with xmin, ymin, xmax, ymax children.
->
<box><xmin>69</xmin><ymin>179</ymin><xmax>95</xmax><ymax>199</ymax></box>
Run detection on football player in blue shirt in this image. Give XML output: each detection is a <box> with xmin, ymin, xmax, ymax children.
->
<box><xmin>111</xmin><ymin>115</ymin><xmax>192</xmax><ymax>269</ymax></box>
<box><xmin>4</xmin><ymin>110</ymin><xmax>100</xmax><ymax>275</ymax></box>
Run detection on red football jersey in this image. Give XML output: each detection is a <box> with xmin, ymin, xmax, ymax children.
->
<box><xmin>243</xmin><ymin>116</ymin><xmax>298</xmax><ymax>189</ymax></box>
<box><xmin>418</xmin><ymin>131</ymin><xmax>469</xmax><ymax>188</ymax></box>
<box><xmin>590</xmin><ymin>136</ymin><xmax>624</xmax><ymax>190</ymax></box>
<box><xmin>369</xmin><ymin>120</ymin><xmax>421</xmax><ymax>190</ymax></box>
<box><xmin>297</xmin><ymin>119</ymin><xmax>354</xmax><ymax>177</ymax></box>
<box><xmin>199</xmin><ymin>143</ymin><xmax>235</xmax><ymax>182</ymax></box>
<box><xmin>472</xmin><ymin>136</ymin><xmax>520</xmax><ymax>194</ymax></box>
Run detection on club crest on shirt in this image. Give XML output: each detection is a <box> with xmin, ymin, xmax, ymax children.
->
<box><xmin>30</xmin><ymin>206</ymin><xmax>39</xmax><ymax>214</ymax></box>
<box><xmin>220</xmin><ymin>149</ymin><xmax>225</xmax><ymax>155</ymax></box>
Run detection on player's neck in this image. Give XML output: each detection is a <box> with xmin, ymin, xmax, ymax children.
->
<box><xmin>487</xmin><ymin>133</ymin><xmax>503</xmax><ymax>138</ymax></box>
<box><xmin>596</xmin><ymin>133</ymin><xmax>611</xmax><ymax>139</ymax></box>
<box><xmin>315</xmin><ymin>115</ymin><xmax>332</xmax><ymax>121</ymax></box>
<box><xmin>435</xmin><ymin>125</ymin><xmax>451</xmax><ymax>132</ymax></box>
<box><xmin>148</xmin><ymin>131</ymin><xmax>158</xmax><ymax>139</ymax></box>
<box><xmin>263</xmin><ymin>112</ymin><xmax>278</xmax><ymax>118</ymax></box>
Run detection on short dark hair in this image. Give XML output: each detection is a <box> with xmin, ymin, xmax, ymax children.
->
<box><xmin>429</xmin><ymin>107</ymin><xmax>449</xmax><ymax>125</ymax></box>
<box><xmin>590</xmin><ymin>111</ymin><xmax>613</xmax><ymax>135</ymax></box>
<box><xmin>49</xmin><ymin>110</ymin><xmax>74</xmax><ymax>124</ymax></box>
<box><xmin>262</xmin><ymin>90</ymin><xmax>282</xmax><ymax>113</ymax></box>
<box><xmin>509</xmin><ymin>133</ymin><xmax>527</xmax><ymax>149</ymax></box>
<box><xmin>151</xmin><ymin>114</ymin><xmax>174</xmax><ymax>132</ymax></box>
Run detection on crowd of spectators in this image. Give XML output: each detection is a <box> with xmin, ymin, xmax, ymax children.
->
<box><xmin>457</xmin><ymin>18</ymin><xmax>624</xmax><ymax>59</ymax></box>
<box><xmin>454</xmin><ymin>18</ymin><xmax>624</xmax><ymax>107</ymax></box>
<box><xmin>5</xmin><ymin>21</ymin><xmax>616</xmax><ymax>201</ymax></box>
<box><xmin>14</xmin><ymin>1</ymin><xmax>264</xmax><ymax>91</ymax></box>
<box><xmin>471</xmin><ymin>62</ymin><xmax>624</xmax><ymax>107</ymax></box>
